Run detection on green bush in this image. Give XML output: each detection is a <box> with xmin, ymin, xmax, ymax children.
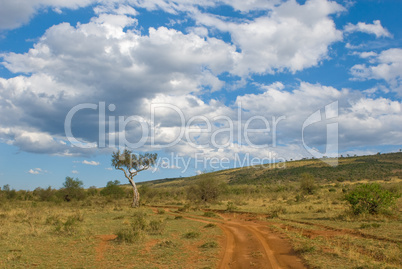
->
<box><xmin>178</xmin><ymin>204</ymin><xmax>191</xmax><ymax>212</ymax></box>
<box><xmin>183</xmin><ymin>231</ymin><xmax>200</xmax><ymax>239</ymax></box>
<box><xmin>86</xmin><ymin>186</ymin><xmax>98</xmax><ymax>196</ymax></box>
<box><xmin>33</xmin><ymin>186</ymin><xmax>59</xmax><ymax>202</ymax></box>
<box><xmin>203</xmin><ymin>211</ymin><xmax>218</xmax><ymax>218</ymax></box>
<box><xmin>344</xmin><ymin>183</ymin><xmax>400</xmax><ymax>215</ymax></box>
<box><xmin>2</xmin><ymin>184</ymin><xmax>17</xmax><ymax>200</ymax></box>
<box><xmin>60</xmin><ymin>177</ymin><xmax>86</xmax><ymax>201</ymax></box>
<box><xmin>268</xmin><ymin>206</ymin><xmax>287</xmax><ymax>218</ymax></box>
<box><xmin>300</xmin><ymin>173</ymin><xmax>317</xmax><ymax>195</ymax></box>
<box><xmin>187</xmin><ymin>175</ymin><xmax>227</xmax><ymax>203</ymax></box>
<box><xmin>116</xmin><ymin>228</ymin><xmax>145</xmax><ymax>243</ymax></box>
<box><xmin>116</xmin><ymin>210</ymin><xmax>166</xmax><ymax>242</ymax></box>
<box><xmin>53</xmin><ymin>213</ymin><xmax>84</xmax><ymax>235</ymax></box>
<box><xmin>199</xmin><ymin>241</ymin><xmax>218</xmax><ymax>248</ymax></box>
<box><xmin>100</xmin><ymin>180</ymin><xmax>125</xmax><ymax>199</ymax></box>
<box><xmin>131</xmin><ymin>211</ymin><xmax>149</xmax><ymax>231</ymax></box>
<box><xmin>148</xmin><ymin>219</ymin><xmax>165</xmax><ymax>235</ymax></box>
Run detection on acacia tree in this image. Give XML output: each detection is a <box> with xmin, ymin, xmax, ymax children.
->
<box><xmin>112</xmin><ymin>150</ymin><xmax>157</xmax><ymax>207</ymax></box>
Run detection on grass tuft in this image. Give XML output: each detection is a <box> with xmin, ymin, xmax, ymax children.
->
<box><xmin>204</xmin><ymin>223</ymin><xmax>216</xmax><ymax>228</ymax></box>
<box><xmin>183</xmin><ymin>231</ymin><xmax>201</xmax><ymax>239</ymax></box>
<box><xmin>199</xmin><ymin>241</ymin><xmax>218</xmax><ymax>249</ymax></box>
<box><xmin>203</xmin><ymin>211</ymin><xmax>218</xmax><ymax>218</ymax></box>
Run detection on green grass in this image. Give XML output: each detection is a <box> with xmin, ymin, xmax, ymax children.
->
<box><xmin>0</xmin><ymin>201</ymin><xmax>222</xmax><ymax>269</ymax></box>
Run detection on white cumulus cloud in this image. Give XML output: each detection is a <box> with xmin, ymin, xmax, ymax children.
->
<box><xmin>0</xmin><ymin>0</ymin><xmax>95</xmax><ymax>30</ymax></box>
<box><xmin>350</xmin><ymin>48</ymin><xmax>402</xmax><ymax>95</ymax></box>
<box><xmin>28</xmin><ymin>168</ymin><xmax>47</xmax><ymax>174</ymax></box>
<box><xmin>195</xmin><ymin>0</ymin><xmax>344</xmax><ymax>75</ymax></box>
<box><xmin>82</xmin><ymin>160</ymin><xmax>100</xmax><ymax>166</ymax></box>
<box><xmin>344</xmin><ymin>20</ymin><xmax>392</xmax><ymax>38</ymax></box>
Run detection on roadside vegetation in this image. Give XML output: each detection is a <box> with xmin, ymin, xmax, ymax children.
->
<box><xmin>0</xmin><ymin>152</ymin><xmax>401</xmax><ymax>268</ymax></box>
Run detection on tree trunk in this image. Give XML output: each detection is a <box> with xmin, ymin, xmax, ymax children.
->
<box><xmin>129</xmin><ymin>180</ymin><xmax>140</xmax><ymax>208</ymax></box>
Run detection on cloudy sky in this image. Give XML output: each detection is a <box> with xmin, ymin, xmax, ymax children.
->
<box><xmin>0</xmin><ymin>0</ymin><xmax>401</xmax><ymax>190</ymax></box>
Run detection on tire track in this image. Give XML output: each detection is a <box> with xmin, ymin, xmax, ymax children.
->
<box><xmin>153</xmin><ymin>207</ymin><xmax>306</xmax><ymax>269</ymax></box>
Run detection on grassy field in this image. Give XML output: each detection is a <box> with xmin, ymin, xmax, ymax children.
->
<box><xmin>140</xmin><ymin>181</ymin><xmax>401</xmax><ymax>268</ymax></box>
<box><xmin>139</xmin><ymin>152</ymin><xmax>402</xmax><ymax>269</ymax></box>
<box><xmin>1</xmin><ymin>152</ymin><xmax>401</xmax><ymax>268</ymax></box>
<box><xmin>0</xmin><ymin>200</ymin><xmax>222</xmax><ymax>268</ymax></box>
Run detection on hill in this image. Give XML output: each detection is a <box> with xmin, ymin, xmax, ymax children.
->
<box><xmin>140</xmin><ymin>152</ymin><xmax>402</xmax><ymax>187</ymax></box>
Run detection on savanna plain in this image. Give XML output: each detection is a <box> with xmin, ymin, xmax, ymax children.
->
<box><xmin>1</xmin><ymin>152</ymin><xmax>401</xmax><ymax>269</ymax></box>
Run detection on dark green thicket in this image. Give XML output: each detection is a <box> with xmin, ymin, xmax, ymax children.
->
<box><xmin>344</xmin><ymin>183</ymin><xmax>400</xmax><ymax>215</ymax></box>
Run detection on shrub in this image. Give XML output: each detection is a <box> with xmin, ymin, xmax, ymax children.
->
<box><xmin>268</xmin><ymin>206</ymin><xmax>287</xmax><ymax>218</ymax></box>
<box><xmin>226</xmin><ymin>201</ymin><xmax>237</xmax><ymax>212</ymax></box>
<box><xmin>87</xmin><ymin>186</ymin><xmax>98</xmax><ymax>196</ymax></box>
<box><xmin>183</xmin><ymin>231</ymin><xmax>200</xmax><ymax>239</ymax></box>
<box><xmin>344</xmin><ymin>183</ymin><xmax>400</xmax><ymax>215</ymax></box>
<box><xmin>187</xmin><ymin>175</ymin><xmax>227</xmax><ymax>203</ymax></box>
<box><xmin>148</xmin><ymin>220</ymin><xmax>165</xmax><ymax>235</ymax></box>
<box><xmin>100</xmin><ymin>180</ymin><xmax>125</xmax><ymax>199</ymax></box>
<box><xmin>131</xmin><ymin>211</ymin><xmax>149</xmax><ymax>231</ymax></box>
<box><xmin>199</xmin><ymin>241</ymin><xmax>218</xmax><ymax>248</ymax></box>
<box><xmin>116</xmin><ymin>228</ymin><xmax>145</xmax><ymax>243</ymax></box>
<box><xmin>116</xmin><ymin>210</ymin><xmax>165</xmax><ymax>242</ymax></box>
<box><xmin>300</xmin><ymin>173</ymin><xmax>317</xmax><ymax>195</ymax></box>
<box><xmin>60</xmin><ymin>177</ymin><xmax>86</xmax><ymax>201</ymax></box>
<box><xmin>61</xmin><ymin>216</ymin><xmax>78</xmax><ymax>234</ymax></box>
<box><xmin>53</xmin><ymin>213</ymin><xmax>83</xmax><ymax>235</ymax></box>
<box><xmin>203</xmin><ymin>211</ymin><xmax>218</xmax><ymax>218</ymax></box>
<box><xmin>33</xmin><ymin>186</ymin><xmax>58</xmax><ymax>202</ymax></box>
<box><xmin>178</xmin><ymin>204</ymin><xmax>191</xmax><ymax>212</ymax></box>
<box><xmin>295</xmin><ymin>242</ymin><xmax>316</xmax><ymax>254</ymax></box>
<box><xmin>2</xmin><ymin>185</ymin><xmax>17</xmax><ymax>200</ymax></box>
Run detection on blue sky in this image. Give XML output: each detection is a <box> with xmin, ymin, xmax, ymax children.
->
<box><xmin>0</xmin><ymin>0</ymin><xmax>401</xmax><ymax>190</ymax></box>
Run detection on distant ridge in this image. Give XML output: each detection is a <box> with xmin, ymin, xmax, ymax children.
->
<box><xmin>136</xmin><ymin>152</ymin><xmax>402</xmax><ymax>187</ymax></box>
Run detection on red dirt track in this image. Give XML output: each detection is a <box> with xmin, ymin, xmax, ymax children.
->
<box><xmin>157</xmin><ymin>208</ymin><xmax>306</xmax><ymax>269</ymax></box>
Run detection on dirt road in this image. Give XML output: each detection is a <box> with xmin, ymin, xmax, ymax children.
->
<box><xmin>159</xmin><ymin>208</ymin><xmax>306</xmax><ymax>269</ymax></box>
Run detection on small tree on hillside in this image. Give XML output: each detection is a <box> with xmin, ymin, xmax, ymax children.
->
<box><xmin>112</xmin><ymin>150</ymin><xmax>157</xmax><ymax>207</ymax></box>
<box><xmin>187</xmin><ymin>175</ymin><xmax>227</xmax><ymax>203</ymax></box>
<box><xmin>300</xmin><ymin>173</ymin><xmax>317</xmax><ymax>195</ymax></box>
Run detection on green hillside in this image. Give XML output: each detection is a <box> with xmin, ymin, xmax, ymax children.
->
<box><xmin>141</xmin><ymin>152</ymin><xmax>402</xmax><ymax>187</ymax></box>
